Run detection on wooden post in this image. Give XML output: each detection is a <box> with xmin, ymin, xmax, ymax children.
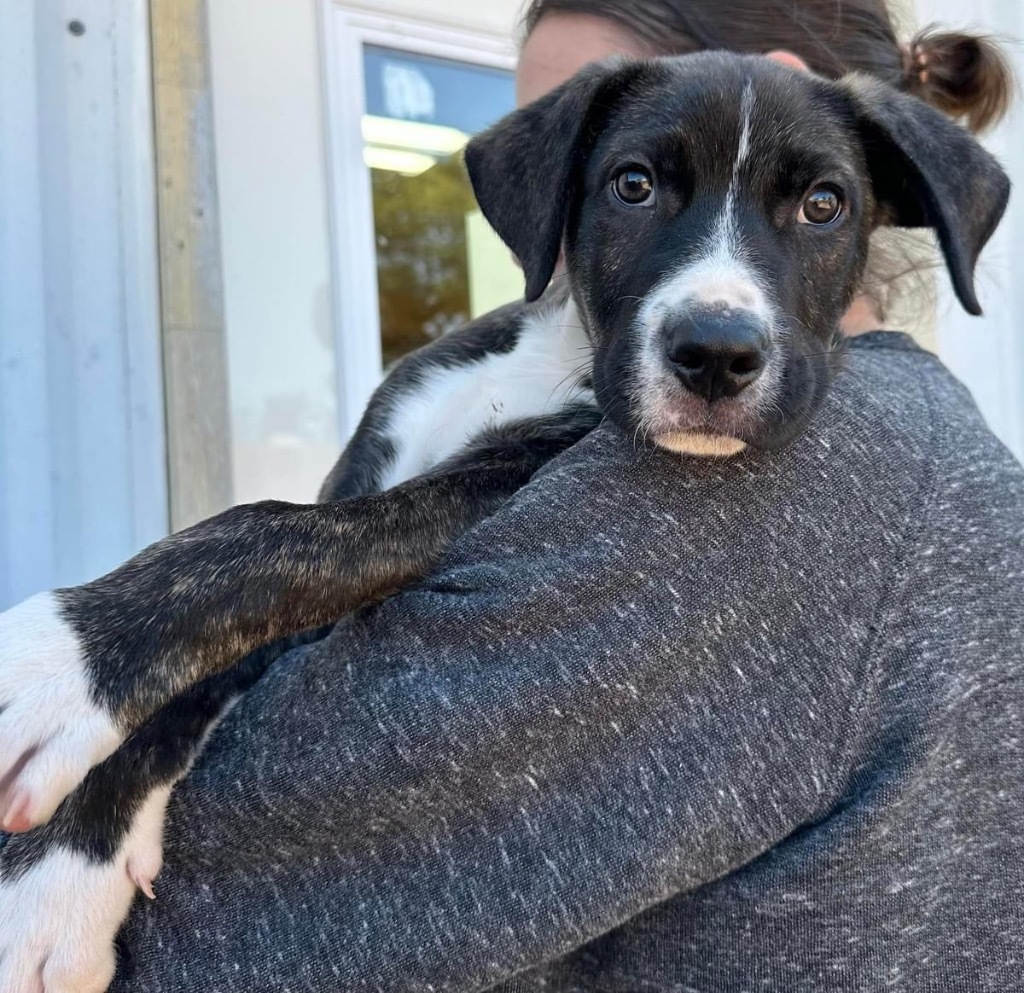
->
<box><xmin>150</xmin><ymin>0</ymin><xmax>233</xmax><ymax>530</ymax></box>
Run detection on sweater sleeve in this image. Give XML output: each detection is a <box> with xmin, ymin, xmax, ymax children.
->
<box><xmin>112</xmin><ymin>361</ymin><xmax>934</xmax><ymax>993</ymax></box>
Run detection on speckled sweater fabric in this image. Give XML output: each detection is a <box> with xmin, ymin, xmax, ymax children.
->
<box><xmin>111</xmin><ymin>332</ymin><xmax>1023</xmax><ymax>992</ymax></box>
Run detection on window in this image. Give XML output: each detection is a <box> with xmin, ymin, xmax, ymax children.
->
<box><xmin>361</xmin><ymin>47</ymin><xmax>519</xmax><ymax>367</ymax></box>
<box><xmin>321</xmin><ymin>10</ymin><xmax>521</xmax><ymax>442</ymax></box>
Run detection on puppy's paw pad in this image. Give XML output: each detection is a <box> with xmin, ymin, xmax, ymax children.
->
<box><xmin>0</xmin><ymin>593</ymin><xmax>121</xmax><ymax>831</ymax></box>
<box><xmin>0</xmin><ymin>788</ymin><xmax>36</xmax><ymax>834</ymax></box>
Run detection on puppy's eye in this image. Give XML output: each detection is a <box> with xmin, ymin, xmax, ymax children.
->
<box><xmin>798</xmin><ymin>186</ymin><xmax>844</xmax><ymax>225</ymax></box>
<box><xmin>612</xmin><ymin>167</ymin><xmax>655</xmax><ymax>206</ymax></box>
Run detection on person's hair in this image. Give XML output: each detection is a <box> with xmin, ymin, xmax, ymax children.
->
<box><xmin>520</xmin><ymin>0</ymin><xmax>1015</xmax><ymax>331</ymax></box>
<box><xmin>521</xmin><ymin>1</ymin><xmax>1013</xmax><ymax>133</ymax></box>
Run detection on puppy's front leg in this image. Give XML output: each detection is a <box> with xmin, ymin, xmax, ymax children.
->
<box><xmin>0</xmin><ymin>407</ymin><xmax>598</xmax><ymax>833</ymax></box>
<box><xmin>0</xmin><ymin>660</ymin><xmax>255</xmax><ymax>993</ymax></box>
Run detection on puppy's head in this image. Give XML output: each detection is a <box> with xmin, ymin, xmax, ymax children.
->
<box><xmin>465</xmin><ymin>54</ymin><xmax>1010</xmax><ymax>454</ymax></box>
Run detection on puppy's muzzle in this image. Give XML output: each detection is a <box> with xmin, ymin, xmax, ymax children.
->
<box><xmin>663</xmin><ymin>307</ymin><xmax>769</xmax><ymax>402</ymax></box>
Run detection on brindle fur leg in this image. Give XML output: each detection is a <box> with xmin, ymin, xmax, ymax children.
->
<box><xmin>58</xmin><ymin>406</ymin><xmax>599</xmax><ymax>734</ymax></box>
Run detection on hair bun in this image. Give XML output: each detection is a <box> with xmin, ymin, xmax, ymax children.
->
<box><xmin>904</xmin><ymin>27</ymin><xmax>1015</xmax><ymax>133</ymax></box>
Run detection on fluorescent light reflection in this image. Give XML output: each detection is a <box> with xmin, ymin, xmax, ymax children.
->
<box><xmin>361</xmin><ymin>115</ymin><xmax>470</xmax><ymax>176</ymax></box>
<box><xmin>363</xmin><ymin>146</ymin><xmax>437</xmax><ymax>177</ymax></box>
<box><xmin>361</xmin><ymin>115</ymin><xmax>469</xmax><ymax>155</ymax></box>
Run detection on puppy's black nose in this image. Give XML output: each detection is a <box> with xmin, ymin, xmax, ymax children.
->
<box><xmin>664</xmin><ymin>310</ymin><xmax>768</xmax><ymax>402</ymax></box>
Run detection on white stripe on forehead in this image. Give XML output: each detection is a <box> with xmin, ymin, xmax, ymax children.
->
<box><xmin>736</xmin><ymin>79</ymin><xmax>754</xmax><ymax>165</ymax></box>
<box><xmin>721</xmin><ymin>78</ymin><xmax>756</xmax><ymax>253</ymax></box>
<box><xmin>637</xmin><ymin>77</ymin><xmax>772</xmax><ymax>324</ymax></box>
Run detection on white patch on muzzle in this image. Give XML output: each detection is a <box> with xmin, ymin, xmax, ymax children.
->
<box><xmin>628</xmin><ymin>80</ymin><xmax>781</xmax><ymax>455</ymax></box>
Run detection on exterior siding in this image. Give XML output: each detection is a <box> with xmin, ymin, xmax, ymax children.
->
<box><xmin>0</xmin><ymin>0</ymin><xmax>165</xmax><ymax>609</ymax></box>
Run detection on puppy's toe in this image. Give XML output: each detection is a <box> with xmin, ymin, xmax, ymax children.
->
<box><xmin>126</xmin><ymin>850</ymin><xmax>162</xmax><ymax>901</ymax></box>
<box><xmin>0</xmin><ymin>719</ymin><xmax>122</xmax><ymax>833</ymax></box>
<box><xmin>125</xmin><ymin>782</ymin><xmax>173</xmax><ymax>902</ymax></box>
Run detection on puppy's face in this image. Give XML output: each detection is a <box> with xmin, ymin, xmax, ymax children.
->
<box><xmin>466</xmin><ymin>54</ymin><xmax>1009</xmax><ymax>455</ymax></box>
<box><xmin>568</xmin><ymin>61</ymin><xmax>873</xmax><ymax>451</ymax></box>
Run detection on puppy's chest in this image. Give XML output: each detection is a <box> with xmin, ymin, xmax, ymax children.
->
<box><xmin>380</xmin><ymin>305</ymin><xmax>594</xmax><ymax>489</ymax></box>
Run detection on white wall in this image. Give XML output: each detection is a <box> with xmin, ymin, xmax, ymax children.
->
<box><xmin>0</xmin><ymin>0</ymin><xmax>166</xmax><ymax>610</ymax></box>
<box><xmin>207</xmin><ymin>0</ymin><xmax>339</xmax><ymax>506</ymax></box>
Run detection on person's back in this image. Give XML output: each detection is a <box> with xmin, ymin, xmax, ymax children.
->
<box><xmin>501</xmin><ymin>332</ymin><xmax>1024</xmax><ymax>992</ymax></box>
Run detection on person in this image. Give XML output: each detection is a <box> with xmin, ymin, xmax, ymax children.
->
<box><xmin>104</xmin><ymin>3</ymin><xmax>1023</xmax><ymax>990</ymax></box>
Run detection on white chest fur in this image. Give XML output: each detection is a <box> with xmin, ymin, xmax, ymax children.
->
<box><xmin>380</xmin><ymin>299</ymin><xmax>594</xmax><ymax>489</ymax></box>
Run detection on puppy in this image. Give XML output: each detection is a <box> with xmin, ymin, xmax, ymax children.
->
<box><xmin>0</xmin><ymin>53</ymin><xmax>1008</xmax><ymax>991</ymax></box>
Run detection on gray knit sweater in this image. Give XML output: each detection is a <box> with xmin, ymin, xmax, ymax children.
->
<box><xmin>112</xmin><ymin>332</ymin><xmax>1024</xmax><ymax>992</ymax></box>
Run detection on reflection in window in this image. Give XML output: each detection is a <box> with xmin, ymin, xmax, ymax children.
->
<box><xmin>362</xmin><ymin>48</ymin><xmax>522</xmax><ymax>368</ymax></box>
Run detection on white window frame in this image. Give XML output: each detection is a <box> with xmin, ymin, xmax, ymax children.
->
<box><xmin>318</xmin><ymin>3</ymin><xmax>517</xmax><ymax>443</ymax></box>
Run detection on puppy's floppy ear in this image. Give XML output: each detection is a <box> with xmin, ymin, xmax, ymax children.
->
<box><xmin>841</xmin><ymin>75</ymin><xmax>1010</xmax><ymax>316</ymax></box>
<box><xmin>464</xmin><ymin>59</ymin><xmax>631</xmax><ymax>302</ymax></box>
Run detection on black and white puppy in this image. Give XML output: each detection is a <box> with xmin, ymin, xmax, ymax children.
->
<box><xmin>0</xmin><ymin>53</ymin><xmax>1008</xmax><ymax>991</ymax></box>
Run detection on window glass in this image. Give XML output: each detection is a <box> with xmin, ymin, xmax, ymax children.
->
<box><xmin>362</xmin><ymin>47</ymin><xmax>521</xmax><ymax>367</ymax></box>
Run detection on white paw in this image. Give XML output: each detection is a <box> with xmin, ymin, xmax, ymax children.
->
<box><xmin>0</xmin><ymin>593</ymin><xmax>122</xmax><ymax>832</ymax></box>
<box><xmin>0</xmin><ymin>784</ymin><xmax>170</xmax><ymax>993</ymax></box>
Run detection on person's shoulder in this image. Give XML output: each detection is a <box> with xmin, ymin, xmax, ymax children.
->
<box><xmin>518</xmin><ymin>330</ymin><xmax>1019</xmax><ymax>540</ymax></box>
<box><xmin>539</xmin><ymin>332</ymin><xmax>968</xmax><ymax>481</ymax></box>
<box><xmin>838</xmin><ymin>332</ymin><xmax>1021</xmax><ymax>484</ymax></box>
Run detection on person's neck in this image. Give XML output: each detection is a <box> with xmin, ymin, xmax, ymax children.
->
<box><xmin>841</xmin><ymin>294</ymin><xmax>883</xmax><ymax>336</ymax></box>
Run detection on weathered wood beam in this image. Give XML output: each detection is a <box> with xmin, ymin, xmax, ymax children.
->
<box><xmin>150</xmin><ymin>0</ymin><xmax>233</xmax><ymax>530</ymax></box>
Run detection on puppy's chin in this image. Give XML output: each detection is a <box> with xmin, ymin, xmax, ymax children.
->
<box><xmin>654</xmin><ymin>431</ymin><xmax>748</xmax><ymax>458</ymax></box>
